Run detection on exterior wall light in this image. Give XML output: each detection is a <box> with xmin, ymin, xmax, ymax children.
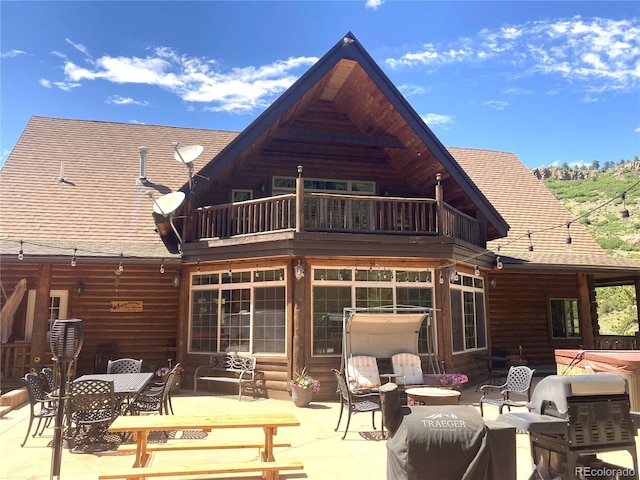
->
<box><xmin>294</xmin><ymin>261</ymin><xmax>305</xmax><ymax>281</ymax></box>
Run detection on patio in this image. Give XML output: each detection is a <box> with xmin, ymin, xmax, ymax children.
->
<box><xmin>1</xmin><ymin>379</ymin><xmax>637</xmax><ymax>479</ymax></box>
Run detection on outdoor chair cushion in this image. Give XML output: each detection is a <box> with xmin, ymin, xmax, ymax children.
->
<box><xmin>347</xmin><ymin>355</ymin><xmax>381</xmax><ymax>391</ymax></box>
<box><xmin>391</xmin><ymin>353</ymin><xmax>423</xmax><ymax>385</ymax></box>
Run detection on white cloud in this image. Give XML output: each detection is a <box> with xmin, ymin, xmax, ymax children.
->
<box><xmin>39</xmin><ymin>78</ymin><xmax>52</xmax><ymax>88</ymax></box>
<box><xmin>483</xmin><ymin>100</ymin><xmax>509</xmax><ymax>110</ymax></box>
<box><xmin>421</xmin><ymin>113</ymin><xmax>454</xmax><ymax>127</ymax></box>
<box><xmin>397</xmin><ymin>84</ymin><xmax>429</xmax><ymax>96</ymax></box>
<box><xmin>365</xmin><ymin>0</ymin><xmax>384</xmax><ymax>10</ymax></box>
<box><xmin>502</xmin><ymin>87</ymin><xmax>532</xmax><ymax>95</ymax></box>
<box><xmin>635</xmin><ymin>126</ymin><xmax>640</xmax><ymax>133</ymax></box>
<box><xmin>51</xmin><ymin>42</ymin><xmax>318</xmax><ymax>114</ymax></box>
<box><xmin>66</xmin><ymin>38</ymin><xmax>92</xmax><ymax>58</ymax></box>
<box><xmin>129</xmin><ymin>120</ymin><xmax>146</xmax><ymax>125</ymax></box>
<box><xmin>1</xmin><ymin>49</ymin><xmax>26</xmax><ymax>59</ymax></box>
<box><xmin>385</xmin><ymin>16</ymin><xmax>640</xmax><ymax>94</ymax></box>
<box><xmin>107</xmin><ymin>95</ymin><xmax>149</xmax><ymax>106</ymax></box>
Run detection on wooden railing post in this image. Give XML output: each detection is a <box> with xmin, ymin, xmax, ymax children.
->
<box><xmin>435</xmin><ymin>173</ymin><xmax>443</xmax><ymax>235</ymax></box>
<box><xmin>296</xmin><ymin>165</ymin><xmax>303</xmax><ymax>233</ymax></box>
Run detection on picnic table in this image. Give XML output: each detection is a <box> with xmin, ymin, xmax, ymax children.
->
<box><xmin>102</xmin><ymin>412</ymin><xmax>303</xmax><ymax>480</ymax></box>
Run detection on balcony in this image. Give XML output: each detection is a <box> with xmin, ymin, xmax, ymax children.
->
<box><xmin>195</xmin><ymin>192</ymin><xmax>482</xmax><ymax>247</ymax></box>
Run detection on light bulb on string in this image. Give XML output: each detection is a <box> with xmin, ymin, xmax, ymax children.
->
<box><xmin>496</xmin><ymin>256</ymin><xmax>503</xmax><ymax>270</ymax></box>
<box><xmin>621</xmin><ymin>192</ymin><xmax>630</xmax><ymax>224</ymax></box>
<box><xmin>71</xmin><ymin>248</ymin><xmax>77</xmax><ymax>267</ymax></box>
<box><xmin>565</xmin><ymin>222</ymin><xmax>572</xmax><ymax>251</ymax></box>
<box><xmin>118</xmin><ymin>261</ymin><xmax>124</xmax><ymax>272</ymax></box>
<box><xmin>474</xmin><ymin>264</ymin><xmax>480</xmax><ymax>276</ymax></box>
<box><xmin>438</xmin><ymin>272</ymin><xmax>444</xmax><ymax>284</ymax></box>
<box><xmin>527</xmin><ymin>231</ymin><xmax>534</xmax><ymax>258</ymax></box>
<box><xmin>160</xmin><ymin>261</ymin><xmax>165</xmax><ymax>274</ymax></box>
<box><xmin>18</xmin><ymin>240</ymin><xmax>24</xmax><ymax>260</ymax></box>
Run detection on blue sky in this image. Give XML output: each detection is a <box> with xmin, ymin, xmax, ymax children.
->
<box><xmin>1</xmin><ymin>1</ymin><xmax>639</xmax><ymax>169</ymax></box>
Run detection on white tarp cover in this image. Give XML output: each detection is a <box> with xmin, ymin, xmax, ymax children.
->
<box><xmin>345</xmin><ymin>312</ymin><xmax>427</xmax><ymax>359</ymax></box>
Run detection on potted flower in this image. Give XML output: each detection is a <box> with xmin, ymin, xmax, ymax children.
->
<box><xmin>170</xmin><ymin>364</ymin><xmax>184</xmax><ymax>394</ymax></box>
<box><xmin>290</xmin><ymin>367</ymin><xmax>320</xmax><ymax>407</ymax></box>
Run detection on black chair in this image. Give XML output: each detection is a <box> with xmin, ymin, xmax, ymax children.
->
<box><xmin>130</xmin><ymin>363</ymin><xmax>179</xmax><ymax>416</ymax></box>
<box><xmin>473</xmin><ymin>348</ymin><xmax>510</xmax><ymax>391</ymax></box>
<box><xmin>21</xmin><ymin>372</ymin><xmax>56</xmax><ymax>447</ymax></box>
<box><xmin>106</xmin><ymin>358</ymin><xmax>143</xmax><ymax>374</ymax></box>
<box><xmin>479</xmin><ymin>366</ymin><xmax>536</xmax><ymax>416</ymax></box>
<box><xmin>332</xmin><ymin>368</ymin><xmax>383</xmax><ymax>440</ymax></box>
<box><xmin>68</xmin><ymin>379</ymin><xmax>119</xmax><ymax>444</ymax></box>
<box><xmin>40</xmin><ymin>366</ymin><xmax>56</xmax><ymax>393</ymax></box>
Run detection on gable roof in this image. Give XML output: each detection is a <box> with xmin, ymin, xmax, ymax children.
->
<box><xmin>453</xmin><ymin>147</ymin><xmax>640</xmax><ymax>278</ymax></box>
<box><xmin>0</xmin><ymin>116</ymin><xmax>237</xmax><ymax>261</ymax></box>
<box><xmin>187</xmin><ymin>32</ymin><xmax>509</xmax><ymax>241</ymax></box>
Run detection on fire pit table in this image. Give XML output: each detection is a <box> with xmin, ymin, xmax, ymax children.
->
<box><xmin>405</xmin><ymin>387</ymin><xmax>460</xmax><ymax>406</ymax></box>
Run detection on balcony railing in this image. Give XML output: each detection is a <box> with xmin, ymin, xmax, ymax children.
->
<box><xmin>594</xmin><ymin>335</ymin><xmax>637</xmax><ymax>350</ymax></box>
<box><xmin>195</xmin><ymin>192</ymin><xmax>481</xmax><ymax>246</ymax></box>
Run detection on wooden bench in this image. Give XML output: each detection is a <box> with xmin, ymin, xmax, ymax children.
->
<box><xmin>193</xmin><ymin>352</ymin><xmax>259</xmax><ymax>401</ymax></box>
<box><xmin>117</xmin><ymin>439</ymin><xmax>291</xmax><ymax>454</ymax></box>
<box><xmin>98</xmin><ymin>460</ymin><xmax>304</xmax><ymax>479</ymax></box>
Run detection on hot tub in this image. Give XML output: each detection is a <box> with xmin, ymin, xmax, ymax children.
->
<box><xmin>555</xmin><ymin>349</ymin><xmax>640</xmax><ymax>411</ymax></box>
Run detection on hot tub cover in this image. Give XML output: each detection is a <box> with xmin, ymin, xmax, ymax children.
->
<box><xmin>386</xmin><ymin>405</ymin><xmax>497</xmax><ymax>480</ymax></box>
<box><xmin>555</xmin><ymin>349</ymin><xmax>640</xmax><ymax>375</ymax></box>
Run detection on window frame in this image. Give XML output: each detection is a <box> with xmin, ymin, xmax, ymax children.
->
<box><xmin>449</xmin><ymin>273</ymin><xmax>487</xmax><ymax>353</ymax></box>
<box><xmin>187</xmin><ymin>268</ymin><xmax>287</xmax><ymax>355</ymax></box>
<box><xmin>549</xmin><ymin>298</ymin><xmax>580</xmax><ymax>339</ymax></box>
<box><xmin>310</xmin><ymin>267</ymin><xmax>434</xmax><ymax>357</ymax></box>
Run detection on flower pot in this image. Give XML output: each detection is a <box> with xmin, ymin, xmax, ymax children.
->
<box><xmin>291</xmin><ymin>384</ymin><xmax>313</xmax><ymax>407</ymax></box>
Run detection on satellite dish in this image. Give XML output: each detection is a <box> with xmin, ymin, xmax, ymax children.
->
<box><xmin>153</xmin><ymin>191</ymin><xmax>185</xmax><ymax>216</ymax></box>
<box><xmin>174</xmin><ymin>145</ymin><xmax>204</xmax><ymax>165</ymax></box>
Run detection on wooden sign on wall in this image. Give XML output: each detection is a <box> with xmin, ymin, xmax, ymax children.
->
<box><xmin>110</xmin><ymin>301</ymin><xmax>143</xmax><ymax>312</ymax></box>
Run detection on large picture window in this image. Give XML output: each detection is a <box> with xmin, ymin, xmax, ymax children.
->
<box><xmin>550</xmin><ymin>298</ymin><xmax>580</xmax><ymax>338</ymax></box>
<box><xmin>189</xmin><ymin>268</ymin><xmax>286</xmax><ymax>354</ymax></box>
<box><xmin>311</xmin><ymin>268</ymin><xmax>433</xmax><ymax>355</ymax></box>
<box><xmin>450</xmin><ymin>273</ymin><xmax>487</xmax><ymax>352</ymax></box>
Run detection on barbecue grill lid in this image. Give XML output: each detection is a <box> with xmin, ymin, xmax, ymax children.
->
<box><xmin>529</xmin><ymin>374</ymin><xmax>627</xmax><ymax>417</ymax></box>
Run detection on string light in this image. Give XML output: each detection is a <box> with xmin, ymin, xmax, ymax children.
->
<box><xmin>6</xmin><ymin>178</ymin><xmax>637</xmax><ymax>282</ymax></box>
<box><xmin>621</xmin><ymin>192</ymin><xmax>630</xmax><ymax>224</ymax></box>
<box><xmin>474</xmin><ymin>264</ymin><xmax>480</xmax><ymax>276</ymax></box>
<box><xmin>160</xmin><ymin>261</ymin><xmax>165</xmax><ymax>274</ymax></box>
<box><xmin>565</xmin><ymin>222</ymin><xmax>572</xmax><ymax>250</ymax></box>
<box><xmin>71</xmin><ymin>247</ymin><xmax>77</xmax><ymax>267</ymax></box>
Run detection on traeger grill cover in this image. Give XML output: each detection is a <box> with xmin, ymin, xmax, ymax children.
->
<box><xmin>382</xmin><ymin>383</ymin><xmax>515</xmax><ymax>480</ymax></box>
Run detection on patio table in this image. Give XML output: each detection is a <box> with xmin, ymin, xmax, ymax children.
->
<box><xmin>74</xmin><ymin>372</ymin><xmax>154</xmax><ymax>414</ymax></box>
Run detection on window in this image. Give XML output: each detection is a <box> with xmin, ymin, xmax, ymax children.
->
<box><xmin>311</xmin><ymin>268</ymin><xmax>433</xmax><ymax>355</ymax></box>
<box><xmin>189</xmin><ymin>268</ymin><xmax>286</xmax><ymax>354</ymax></box>
<box><xmin>232</xmin><ymin>190</ymin><xmax>252</xmax><ymax>202</ymax></box>
<box><xmin>25</xmin><ymin>290</ymin><xmax>68</xmax><ymax>341</ymax></box>
<box><xmin>450</xmin><ymin>273</ymin><xmax>486</xmax><ymax>353</ymax></box>
<box><xmin>550</xmin><ymin>299</ymin><xmax>580</xmax><ymax>338</ymax></box>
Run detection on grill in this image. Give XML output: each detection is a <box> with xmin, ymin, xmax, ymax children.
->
<box><xmin>501</xmin><ymin>374</ymin><xmax>640</xmax><ymax>480</ymax></box>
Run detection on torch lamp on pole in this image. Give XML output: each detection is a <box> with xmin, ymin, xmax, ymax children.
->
<box><xmin>50</xmin><ymin>319</ymin><xmax>84</xmax><ymax>480</ymax></box>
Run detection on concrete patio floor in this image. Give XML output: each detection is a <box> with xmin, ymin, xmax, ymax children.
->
<box><xmin>1</xmin><ymin>379</ymin><xmax>638</xmax><ymax>480</ymax></box>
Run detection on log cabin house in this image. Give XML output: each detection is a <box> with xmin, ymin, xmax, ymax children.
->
<box><xmin>1</xmin><ymin>32</ymin><xmax>639</xmax><ymax>399</ymax></box>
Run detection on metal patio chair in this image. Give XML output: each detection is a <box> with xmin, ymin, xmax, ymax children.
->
<box><xmin>130</xmin><ymin>363</ymin><xmax>179</xmax><ymax>416</ymax></box>
<box><xmin>479</xmin><ymin>365</ymin><xmax>536</xmax><ymax>416</ymax></box>
<box><xmin>21</xmin><ymin>372</ymin><xmax>56</xmax><ymax>447</ymax></box>
<box><xmin>68</xmin><ymin>379</ymin><xmax>119</xmax><ymax>444</ymax></box>
<box><xmin>332</xmin><ymin>368</ymin><xmax>383</xmax><ymax>440</ymax></box>
<box><xmin>40</xmin><ymin>366</ymin><xmax>56</xmax><ymax>393</ymax></box>
<box><xmin>106</xmin><ymin>358</ymin><xmax>143</xmax><ymax>374</ymax></box>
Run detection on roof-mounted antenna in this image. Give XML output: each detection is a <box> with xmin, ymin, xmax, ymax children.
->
<box><xmin>171</xmin><ymin>142</ymin><xmax>209</xmax><ymax>192</ymax></box>
<box><xmin>147</xmin><ymin>191</ymin><xmax>186</xmax><ymax>244</ymax></box>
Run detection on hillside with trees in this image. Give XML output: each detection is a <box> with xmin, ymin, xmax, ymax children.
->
<box><xmin>535</xmin><ymin>157</ymin><xmax>640</xmax><ymax>335</ymax></box>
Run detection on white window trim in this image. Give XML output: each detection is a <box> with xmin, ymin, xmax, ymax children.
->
<box><xmin>25</xmin><ymin>289</ymin><xmax>69</xmax><ymax>340</ymax></box>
